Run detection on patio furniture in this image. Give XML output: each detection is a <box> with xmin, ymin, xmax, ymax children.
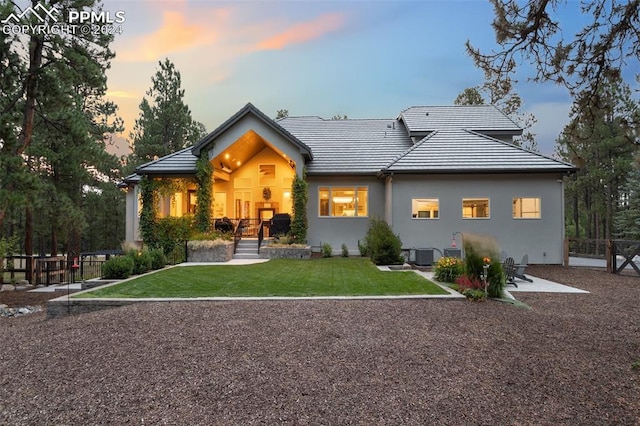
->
<box><xmin>502</xmin><ymin>257</ymin><xmax>517</xmax><ymax>287</ymax></box>
<box><xmin>514</xmin><ymin>254</ymin><xmax>533</xmax><ymax>283</ymax></box>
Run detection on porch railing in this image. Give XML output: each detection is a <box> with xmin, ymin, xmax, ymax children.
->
<box><xmin>257</xmin><ymin>220</ymin><xmax>265</xmax><ymax>254</ymax></box>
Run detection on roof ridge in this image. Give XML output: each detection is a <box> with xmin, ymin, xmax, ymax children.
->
<box><xmin>463</xmin><ymin>129</ymin><xmax>574</xmax><ymax>167</ymax></box>
<box><xmin>383</xmin><ymin>131</ymin><xmax>438</xmax><ymax>170</ymax></box>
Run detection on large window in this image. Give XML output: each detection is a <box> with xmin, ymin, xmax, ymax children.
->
<box><xmin>319</xmin><ymin>187</ymin><xmax>368</xmax><ymax>217</ymax></box>
<box><xmin>513</xmin><ymin>197</ymin><xmax>541</xmax><ymax>219</ymax></box>
<box><xmin>412</xmin><ymin>198</ymin><xmax>439</xmax><ymax>219</ymax></box>
<box><xmin>462</xmin><ymin>198</ymin><xmax>490</xmax><ymax>219</ymax></box>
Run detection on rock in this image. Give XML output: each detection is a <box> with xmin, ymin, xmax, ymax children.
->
<box><xmin>17</xmin><ymin>279</ymin><xmax>30</xmax><ymax>286</ymax></box>
<box><xmin>0</xmin><ymin>304</ymin><xmax>7</xmax><ymax>310</ymax></box>
<box><xmin>1</xmin><ymin>284</ymin><xmax>16</xmax><ymax>292</ymax></box>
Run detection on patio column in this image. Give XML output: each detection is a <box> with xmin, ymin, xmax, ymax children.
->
<box><xmin>385</xmin><ymin>175</ymin><xmax>393</xmax><ymax>226</ymax></box>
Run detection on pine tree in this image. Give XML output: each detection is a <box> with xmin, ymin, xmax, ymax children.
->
<box><xmin>128</xmin><ymin>59</ymin><xmax>206</xmax><ymax>169</ymax></box>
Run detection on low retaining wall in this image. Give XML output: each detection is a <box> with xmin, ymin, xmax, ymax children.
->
<box><xmin>187</xmin><ymin>241</ymin><xmax>234</xmax><ymax>262</ymax></box>
<box><xmin>47</xmin><ymin>298</ymin><xmax>140</xmax><ymax>319</ymax></box>
<box><xmin>259</xmin><ymin>245</ymin><xmax>311</xmax><ymax>259</ymax></box>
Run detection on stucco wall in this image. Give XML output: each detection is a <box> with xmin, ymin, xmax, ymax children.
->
<box><xmin>306</xmin><ymin>175</ymin><xmax>385</xmax><ymax>254</ymax></box>
<box><xmin>388</xmin><ymin>173</ymin><xmax>566</xmax><ymax>264</ymax></box>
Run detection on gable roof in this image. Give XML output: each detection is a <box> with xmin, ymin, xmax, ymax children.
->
<box><xmin>277</xmin><ymin>116</ymin><xmax>411</xmax><ymax>174</ymax></box>
<box><xmin>191</xmin><ymin>102</ymin><xmax>312</xmax><ymax>159</ymax></box>
<box><xmin>383</xmin><ymin>129</ymin><xmax>574</xmax><ymax>174</ymax></box>
<box><xmin>399</xmin><ymin>105</ymin><xmax>521</xmax><ymax>137</ymax></box>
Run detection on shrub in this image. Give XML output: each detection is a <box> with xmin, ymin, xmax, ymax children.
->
<box><xmin>322</xmin><ymin>242</ymin><xmax>333</xmax><ymax>258</ymax></box>
<box><xmin>154</xmin><ymin>216</ymin><xmax>193</xmax><ymax>255</ymax></box>
<box><xmin>455</xmin><ymin>274</ymin><xmax>485</xmax><ymax>291</ymax></box>
<box><xmin>341</xmin><ymin>243</ymin><xmax>349</xmax><ymax>257</ymax></box>
<box><xmin>363</xmin><ymin>217</ymin><xmax>403</xmax><ymax>265</ymax></box>
<box><xmin>190</xmin><ymin>230</ymin><xmax>232</xmax><ymax>241</ymax></box>
<box><xmin>433</xmin><ymin>256</ymin><xmax>464</xmax><ymax>282</ymax></box>
<box><xmin>486</xmin><ymin>260</ymin><xmax>505</xmax><ymax>298</ymax></box>
<box><xmin>128</xmin><ymin>250</ymin><xmax>153</xmax><ymax>275</ymax></box>
<box><xmin>149</xmin><ymin>249</ymin><xmax>166</xmax><ymax>270</ymax></box>
<box><xmin>102</xmin><ymin>256</ymin><xmax>134</xmax><ymax>279</ymax></box>
<box><xmin>462</xmin><ymin>233</ymin><xmax>504</xmax><ymax>298</ymax></box>
<box><xmin>358</xmin><ymin>240</ymin><xmax>368</xmax><ymax>257</ymax></box>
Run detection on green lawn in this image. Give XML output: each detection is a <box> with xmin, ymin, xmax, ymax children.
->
<box><xmin>75</xmin><ymin>257</ymin><xmax>447</xmax><ymax>298</ymax></box>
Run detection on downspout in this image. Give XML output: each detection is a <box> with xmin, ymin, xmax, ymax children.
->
<box><xmin>385</xmin><ymin>174</ymin><xmax>393</xmax><ymax>226</ymax></box>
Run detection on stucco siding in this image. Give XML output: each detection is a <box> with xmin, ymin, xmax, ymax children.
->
<box><xmin>390</xmin><ymin>174</ymin><xmax>566</xmax><ymax>264</ymax></box>
<box><xmin>306</xmin><ymin>176</ymin><xmax>385</xmax><ymax>254</ymax></box>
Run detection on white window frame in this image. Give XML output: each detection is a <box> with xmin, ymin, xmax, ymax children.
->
<box><xmin>513</xmin><ymin>197</ymin><xmax>541</xmax><ymax>219</ymax></box>
<box><xmin>412</xmin><ymin>198</ymin><xmax>439</xmax><ymax>219</ymax></box>
<box><xmin>462</xmin><ymin>198</ymin><xmax>490</xmax><ymax>219</ymax></box>
<box><xmin>318</xmin><ymin>186</ymin><xmax>369</xmax><ymax>218</ymax></box>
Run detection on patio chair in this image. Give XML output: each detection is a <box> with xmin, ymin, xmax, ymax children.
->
<box><xmin>514</xmin><ymin>254</ymin><xmax>533</xmax><ymax>283</ymax></box>
<box><xmin>502</xmin><ymin>257</ymin><xmax>517</xmax><ymax>287</ymax></box>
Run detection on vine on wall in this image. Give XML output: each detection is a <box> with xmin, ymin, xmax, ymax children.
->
<box><xmin>195</xmin><ymin>157</ymin><xmax>213</xmax><ymax>232</ymax></box>
<box><xmin>139</xmin><ymin>175</ymin><xmax>159</xmax><ymax>248</ymax></box>
<box><xmin>290</xmin><ymin>169</ymin><xmax>308</xmax><ymax>244</ymax></box>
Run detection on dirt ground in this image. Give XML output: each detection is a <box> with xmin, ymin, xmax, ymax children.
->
<box><xmin>1</xmin><ymin>265</ymin><xmax>639</xmax><ymax>424</ymax></box>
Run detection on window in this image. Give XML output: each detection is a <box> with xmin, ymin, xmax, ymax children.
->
<box><xmin>462</xmin><ymin>198</ymin><xmax>490</xmax><ymax>218</ymax></box>
<box><xmin>412</xmin><ymin>198</ymin><xmax>439</xmax><ymax>219</ymax></box>
<box><xmin>319</xmin><ymin>186</ymin><xmax>368</xmax><ymax>217</ymax></box>
<box><xmin>513</xmin><ymin>197</ymin><xmax>541</xmax><ymax>218</ymax></box>
<box><xmin>259</xmin><ymin>164</ymin><xmax>276</xmax><ymax>186</ymax></box>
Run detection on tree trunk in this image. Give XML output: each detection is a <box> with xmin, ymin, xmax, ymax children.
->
<box><xmin>24</xmin><ymin>207</ymin><xmax>33</xmax><ymax>283</ymax></box>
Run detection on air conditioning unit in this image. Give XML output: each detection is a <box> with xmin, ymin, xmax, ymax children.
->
<box><xmin>444</xmin><ymin>248</ymin><xmax>462</xmax><ymax>258</ymax></box>
<box><xmin>415</xmin><ymin>248</ymin><xmax>434</xmax><ymax>266</ymax></box>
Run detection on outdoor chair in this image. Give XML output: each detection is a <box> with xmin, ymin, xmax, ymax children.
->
<box><xmin>502</xmin><ymin>257</ymin><xmax>517</xmax><ymax>287</ymax></box>
<box><xmin>514</xmin><ymin>254</ymin><xmax>533</xmax><ymax>283</ymax></box>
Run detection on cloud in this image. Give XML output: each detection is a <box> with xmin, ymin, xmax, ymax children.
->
<box><xmin>106</xmin><ymin>90</ymin><xmax>137</xmax><ymax>98</ymax></box>
<box><xmin>255</xmin><ymin>12</ymin><xmax>347</xmax><ymax>50</ymax></box>
<box><xmin>117</xmin><ymin>9</ymin><xmax>227</xmax><ymax>62</ymax></box>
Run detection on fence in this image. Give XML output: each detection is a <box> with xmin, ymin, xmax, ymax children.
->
<box><xmin>563</xmin><ymin>238</ymin><xmax>640</xmax><ymax>277</ymax></box>
<box><xmin>2</xmin><ymin>255</ymin><xmax>107</xmax><ymax>285</ymax></box>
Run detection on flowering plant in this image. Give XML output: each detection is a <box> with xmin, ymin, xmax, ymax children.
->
<box><xmin>433</xmin><ymin>256</ymin><xmax>464</xmax><ymax>283</ymax></box>
<box><xmin>482</xmin><ymin>256</ymin><xmax>491</xmax><ymax>264</ymax></box>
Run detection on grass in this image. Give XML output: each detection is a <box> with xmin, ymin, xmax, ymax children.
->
<box><xmin>75</xmin><ymin>257</ymin><xmax>448</xmax><ymax>298</ymax></box>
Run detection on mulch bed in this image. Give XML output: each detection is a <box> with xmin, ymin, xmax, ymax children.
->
<box><xmin>1</xmin><ymin>265</ymin><xmax>639</xmax><ymax>424</ymax></box>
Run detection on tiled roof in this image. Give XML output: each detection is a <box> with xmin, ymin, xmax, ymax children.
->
<box><xmin>129</xmin><ymin>104</ymin><xmax>574</xmax><ymax>180</ymax></box>
<box><xmin>135</xmin><ymin>147</ymin><xmax>198</xmax><ymax>175</ymax></box>
<box><xmin>399</xmin><ymin>105</ymin><xmax>521</xmax><ymax>134</ymax></box>
<box><xmin>383</xmin><ymin>129</ymin><xmax>574</xmax><ymax>173</ymax></box>
<box><xmin>277</xmin><ymin>117</ymin><xmax>412</xmax><ymax>174</ymax></box>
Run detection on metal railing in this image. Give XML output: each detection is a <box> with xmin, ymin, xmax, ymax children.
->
<box><xmin>257</xmin><ymin>220</ymin><xmax>265</xmax><ymax>254</ymax></box>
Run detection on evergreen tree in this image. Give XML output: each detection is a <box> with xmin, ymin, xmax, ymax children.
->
<box><xmin>466</xmin><ymin>0</ymin><xmax>640</xmax><ymax>132</ymax></box>
<box><xmin>556</xmin><ymin>77</ymin><xmax>639</xmax><ymax>240</ymax></box>
<box><xmin>0</xmin><ymin>0</ymin><xmax>122</xmax><ymax>263</ymax></box>
<box><xmin>128</xmin><ymin>59</ymin><xmax>206</xmax><ymax>169</ymax></box>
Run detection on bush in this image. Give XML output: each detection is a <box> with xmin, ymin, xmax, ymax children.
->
<box><xmin>153</xmin><ymin>216</ymin><xmax>193</xmax><ymax>255</ymax></box>
<box><xmin>128</xmin><ymin>250</ymin><xmax>153</xmax><ymax>275</ymax></box>
<box><xmin>358</xmin><ymin>240</ymin><xmax>368</xmax><ymax>257</ymax></box>
<box><xmin>322</xmin><ymin>242</ymin><xmax>333</xmax><ymax>258</ymax></box>
<box><xmin>341</xmin><ymin>243</ymin><xmax>349</xmax><ymax>257</ymax></box>
<box><xmin>102</xmin><ymin>256</ymin><xmax>134</xmax><ymax>279</ymax></box>
<box><xmin>462</xmin><ymin>233</ymin><xmax>504</xmax><ymax>298</ymax></box>
<box><xmin>149</xmin><ymin>249</ymin><xmax>166</xmax><ymax>270</ymax></box>
<box><xmin>433</xmin><ymin>256</ymin><xmax>464</xmax><ymax>282</ymax></box>
<box><xmin>363</xmin><ymin>217</ymin><xmax>403</xmax><ymax>265</ymax></box>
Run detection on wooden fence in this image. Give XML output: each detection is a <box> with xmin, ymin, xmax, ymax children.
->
<box><xmin>564</xmin><ymin>238</ymin><xmax>640</xmax><ymax>277</ymax></box>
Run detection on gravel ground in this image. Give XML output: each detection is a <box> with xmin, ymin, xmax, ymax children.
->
<box><xmin>1</xmin><ymin>265</ymin><xmax>639</xmax><ymax>425</ymax></box>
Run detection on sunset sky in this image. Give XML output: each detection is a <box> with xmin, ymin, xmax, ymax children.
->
<box><xmin>101</xmin><ymin>0</ymin><xmax>593</xmax><ymax>157</ymax></box>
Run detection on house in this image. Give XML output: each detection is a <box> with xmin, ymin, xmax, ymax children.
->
<box><xmin>121</xmin><ymin>102</ymin><xmax>575</xmax><ymax>264</ymax></box>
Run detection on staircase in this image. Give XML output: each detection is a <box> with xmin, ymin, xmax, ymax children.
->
<box><xmin>233</xmin><ymin>238</ymin><xmax>272</xmax><ymax>260</ymax></box>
